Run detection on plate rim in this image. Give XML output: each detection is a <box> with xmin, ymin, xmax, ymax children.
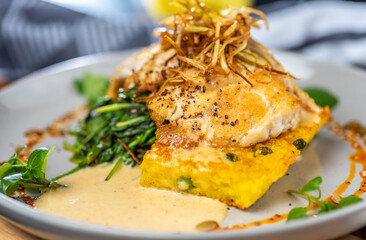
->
<box><xmin>1</xmin><ymin>49</ymin><xmax>366</xmax><ymax>239</ymax></box>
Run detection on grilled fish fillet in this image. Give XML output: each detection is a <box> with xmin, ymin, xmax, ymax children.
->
<box><xmin>107</xmin><ymin>2</ymin><xmax>329</xmax><ymax>209</ymax></box>
<box><xmin>110</xmin><ymin>46</ymin><xmax>322</xmax><ymax>149</ymax></box>
<box><xmin>147</xmin><ymin>67</ymin><xmax>321</xmax><ymax>148</ymax></box>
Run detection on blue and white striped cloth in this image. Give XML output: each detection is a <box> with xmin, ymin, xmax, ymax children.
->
<box><xmin>254</xmin><ymin>1</ymin><xmax>366</xmax><ymax>68</ymax></box>
<box><xmin>0</xmin><ymin>0</ymin><xmax>154</xmax><ymax>81</ymax></box>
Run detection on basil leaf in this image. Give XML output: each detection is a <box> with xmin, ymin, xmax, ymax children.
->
<box><xmin>5</xmin><ymin>182</ymin><xmax>20</xmax><ymax>196</ymax></box>
<box><xmin>0</xmin><ymin>163</ymin><xmax>13</xmax><ymax>180</ymax></box>
<box><xmin>74</xmin><ymin>73</ymin><xmax>109</xmax><ymax>106</ymax></box>
<box><xmin>301</xmin><ymin>176</ymin><xmax>322</xmax><ymax>193</ymax></box>
<box><xmin>1</xmin><ymin>147</ymin><xmax>65</xmax><ymax>198</ymax></box>
<box><xmin>26</xmin><ymin>147</ymin><xmax>53</xmax><ymax>181</ymax></box>
<box><xmin>338</xmin><ymin>195</ymin><xmax>363</xmax><ymax>208</ymax></box>
<box><xmin>1</xmin><ymin>173</ymin><xmax>22</xmax><ymax>195</ymax></box>
<box><xmin>8</xmin><ymin>147</ymin><xmax>25</xmax><ymax>161</ymax></box>
<box><xmin>303</xmin><ymin>87</ymin><xmax>338</xmax><ymax>109</ymax></box>
<box><xmin>287</xmin><ymin>207</ymin><xmax>308</xmax><ymax>222</ymax></box>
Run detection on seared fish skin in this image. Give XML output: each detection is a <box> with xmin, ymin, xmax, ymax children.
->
<box><xmin>147</xmin><ymin>66</ymin><xmax>321</xmax><ymax>149</ymax></box>
<box><xmin>110</xmin><ymin>46</ymin><xmax>322</xmax><ymax>149</ymax></box>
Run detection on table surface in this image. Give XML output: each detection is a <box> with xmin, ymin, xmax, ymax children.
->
<box><xmin>0</xmin><ymin>216</ymin><xmax>39</xmax><ymax>240</ymax></box>
<box><xmin>0</xmin><ymin>214</ymin><xmax>366</xmax><ymax>240</ymax></box>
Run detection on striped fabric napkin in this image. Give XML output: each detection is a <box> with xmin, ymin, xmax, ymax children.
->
<box><xmin>254</xmin><ymin>1</ymin><xmax>366</xmax><ymax>69</ymax></box>
<box><xmin>0</xmin><ymin>0</ymin><xmax>154</xmax><ymax>81</ymax></box>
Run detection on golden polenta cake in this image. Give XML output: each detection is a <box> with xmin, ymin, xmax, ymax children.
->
<box><xmin>140</xmin><ymin>108</ymin><xmax>329</xmax><ymax>209</ymax></box>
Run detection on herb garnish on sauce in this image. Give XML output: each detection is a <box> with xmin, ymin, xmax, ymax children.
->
<box><xmin>0</xmin><ymin>147</ymin><xmax>64</xmax><ymax>196</ymax></box>
<box><xmin>287</xmin><ymin>176</ymin><xmax>363</xmax><ymax>221</ymax></box>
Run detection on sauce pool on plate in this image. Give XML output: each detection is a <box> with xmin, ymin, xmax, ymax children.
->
<box><xmin>35</xmin><ymin>165</ymin><xmax>227</xmax><ymax>232</ymax></box>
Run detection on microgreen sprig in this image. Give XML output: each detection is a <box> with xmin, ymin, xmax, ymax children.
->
<box><xmin>287</xmin><ymin>176</ymin><xmax>363</xmax><ymax>221</ymax></box>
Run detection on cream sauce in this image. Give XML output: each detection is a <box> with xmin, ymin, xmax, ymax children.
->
<box><xmin>35</xmin><ymin>166</ymin><xmax>227</xmax><ymax>232</ymax></box>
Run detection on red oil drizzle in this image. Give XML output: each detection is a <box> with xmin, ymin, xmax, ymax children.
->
<box><xmin>349</xmin><ymin>144</ymin><xmax>366</xmax><ymax>197</ymax></box>
<box><xmin>216</xmin><ymin>213</ymin><xmax>288</xmax><ymax>231</ymax></box>
<box><xmin>9</xmin><ymin>188</ymin><xmax>35</xmax><ymax>207</ymax></box>
<box><xmin>329</xmin><ymin>137</ymin><xmax>366</xmax><ymax>198</ymax></box>
<box><xmin>333</xmin><ymin>162</ymin><xmax>356</xmax><ymax>197</ymax></box>
<box><xmin>330</xmin><ymin>121</ymin><xmax>366</xmax><ymax>198</ymax></box>
<box><xmin>22</xmin><ymin>105</ymin><xmax>88</xmax><ymax>153</ymax></box>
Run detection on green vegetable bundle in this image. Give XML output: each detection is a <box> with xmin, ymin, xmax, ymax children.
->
<box><xmin>65</xmin><ymin>87</ymin><xmax>156</xmax><ymax>180</ymax></box>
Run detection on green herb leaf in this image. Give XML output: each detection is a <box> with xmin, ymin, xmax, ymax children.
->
<box><xmin>303</xmin><ymin>87</ymin><xmax>338</xmax><ymax>109</ymax></box>
<box><xmin>0</xmin><ymin>163</ymin><xmax>13</xmax><ymax>179</ymax></box>
<box><xmin>74</xmin><ymin>73</ymin><xmax>109</xmax><ymax>106</ymax></box>
<box><xmin>3</xmin><ymin>174</ymin><xmax>22</xmax><ymax>195</ymax></box>
<box><xmin>0</xmin><ymin>173</ymin><xmax>22</xmax><ymax>195</ymax></box>
<box><xmin>301</xmin><ymin>176</ymin><xmax>322</xmax><ymax>193</ymax></box>
<box><xmin>1</xmin><ymin>147</ymin><xmax>64</xmax><ymax>198</ymax></box>
<box><xmin>25</xmin><ymin>147</ymin><xmax>54</xmax><ymax>181</ymax></box>
<box><xmin>8</xmin><ymin>147</ymin><xmax>25</xmax><ymax>164</ymax></box>
<box><xmin>338</xmin><ymin>195</ymin><xmax>363</xmax><ymax>208</ymax></box>
<box><xmin>287</xmin><ymin>176</ymin><xmax>363</xmax><ymax>222</ymax></box>
<box><xmin>318</xmin><ymin>202</ymin><xmax>337</xmax><ymax>214</ymax></box>
<box><xmin>287</xmin><ymin>207</ymin><xmax>308</xmax><ymax>222</ymax></box>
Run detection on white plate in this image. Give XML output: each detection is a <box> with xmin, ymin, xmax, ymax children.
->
<box><xmin>1</xmin><ymin>49</ymin><xmax>366</xmax><ymax>240</ymax></box>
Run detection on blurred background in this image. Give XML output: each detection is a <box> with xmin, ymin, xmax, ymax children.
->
<box><xmin>1</xmin><ymin>0</ymin><xmax>366</xmax><ymax>88</ymax></box>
